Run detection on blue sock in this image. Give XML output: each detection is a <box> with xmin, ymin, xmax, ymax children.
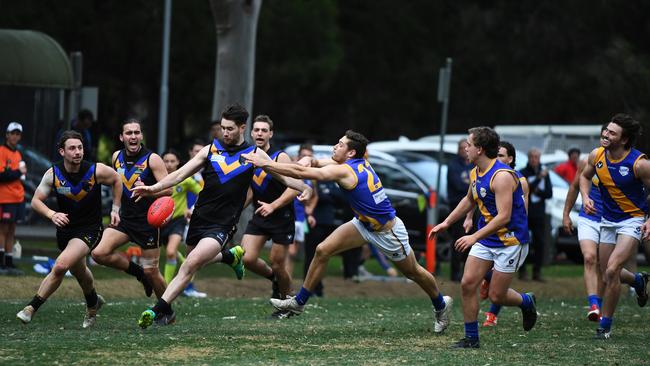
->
<box><xmin>633</xmin><ymin>273</ymin><xmax>645</xmax><ymax>292</ymax></box>
<box><xmin>599</xmin><ymin>316</ymin><xmax>612</xmax><ymax>330</ymax></box>
<box><xmin>489</xmin><ymin>303</ymin><xmax>502</xmax><ymax>316</ymax></box>
<box><xmin>484</xmin><ymin>270</ymin><xmax>493</xmax><ymax>282</ymax></box>
<box><xmin>597</xmin><ymin>297</ymin><xmax>602</xmax><ymax>309</ymax></box>
<box><xmin>587</xmin><ymin>294</ymin><xmax>600</xmax><ymax>308</ymax></box>
<box><xmin>464</xmin><ymin>321</ymin><xmax>479</xmax><ymax>340</ymax></box>
<box><xmin>295</xmin><ymin>287</ymin><xmax>312</xmax><ymax>305</ymax></box>
<box><xmin>431</xmin><ymin>293</ymin><xmax>446</xmax><ymax>312</ymax></box>
<box><xmin>519</xmin><ymin>293</ymin><xmax>532</xmax><ymax>310</ymax></box>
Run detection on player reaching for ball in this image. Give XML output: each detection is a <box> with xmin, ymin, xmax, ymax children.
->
<box><xmin>16</xmin><ymin>131</ymin><xmax>122</xmax><ymax>328</ymax></box>
<box><xmin>131</xmin><ymin>104</ymin><xmax>312</xmax><ymax>328</ymax></box>
<box><xmin>90</xmin><ymin>119</ymin><xmax>172</xmax><ymax>302</ymax></box>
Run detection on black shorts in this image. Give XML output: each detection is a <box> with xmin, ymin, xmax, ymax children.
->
<box><xmin>115</xmin><ymin>217</ymin><xmax>160</xmax><ymax>250</ymax></box>
<box><xmin>245</xmin><ymin>215</ymin><xmax>295</xmax><ymax>245</ymax></box>
<box><xmin>160</xmin><ymin>217</ymin><xmax>187</xmax><ymax>245</ymax></box>
<box><xmin>56</xmin><ymin>226</ymin><xmax>103</xmax><ymax>251</ymax></box>
<box><xmin>0</xmin><ymin>202</ymin><xmax>23</xmax><ymax>223</ymax></box>
<box><xmin>186</xmin><ymin>222</ymin><xmax>236</xmax><ymax>248</ymax></box>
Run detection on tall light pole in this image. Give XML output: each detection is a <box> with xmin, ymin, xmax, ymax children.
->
<box><xmin>157</xmin><ymin>0</ymin><xmax>172</xmax><ymax>153</ymax></box>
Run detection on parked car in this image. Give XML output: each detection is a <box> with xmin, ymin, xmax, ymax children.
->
<box><xmin>284</xmin><ymin>144</ymin><xmax>443</xmax><ymax>253</ymax></box>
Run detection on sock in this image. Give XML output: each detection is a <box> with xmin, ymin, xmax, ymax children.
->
<box><xmin>221</xmin><ymin>248</ymin><xmax>234</xmax><ymax>265</ymax></box>
<box><xmin>295</xmin><ymin>287</ymin><xmax>312</xmax><ymax>305</ymax></box>
<box><xmin>266</xmin><ymin>272</ymin><xmax>276</xmax><ymax>282</ymax></box>
<box><xmin>484</xmin><ymin>270</ymin><xmax>493</xmax><ymax>282</ymax></box>
<box><xmin>0</xmin><ymin>249</ymin><xmax>5</xmax><ymax>266</ymax></box>
<box><xmin>164</xmin><ymin>260</ymin><xmax>177</xmax><ymax>284</ymax></box>
<box><xmin>152</xmin><ymin>298</ymin><xmax>173</xmax><ymax>315</ymax></box>
<box><xmin>519</xmin><ymin>293</ymin><xmax>532</xmax><ymax>310</ymax></box>
<box><xmin>84</xmin><ymin>289</ymin><xmax>98</xmax><ymax>308</ymax></box>
<box><xmin>5</xmin><ymin>253</ymin><xmax>13</xmax><ymax>267</ymax></box>
<box><xmin>587</xmin><ymin>294</ymin><xmax>600</xmax><ymax>308</ymax></box>
<box><xmin>125</xmin><ymin>261</ymin><xmax>144</xmax><ymax>280</ymax></box>
<box><xmin>464</xmin><ymin>321</ymin><xmax>479</xmax><ymax>340</ymax></box>
<box><xmin>489</xmin><ymin>303</ymin><xmax>502</xmax><ymax>316</ymax></box>
<box><xmin>599</xmin><ymin>316</ymin><xmax>612</xmax><ymax>330</ymax></box>
<box><xmin>28</xmin><ymin>295</ymin><xmax>46</xmax><ymax>311</ymax></box>
<box><xmin>431</xmin><ymin>293</ymin><xmax>446</xmax><ymax>312</ymax></box>
<box><xmin>597</xmin><ymin>297</ymin><xmax>603</xmax><ymax>310</ymax></box>
<box><xmin>633</xmin><ymin>273</ymin><xmax>645</xmax><ymax>292</ymax></box>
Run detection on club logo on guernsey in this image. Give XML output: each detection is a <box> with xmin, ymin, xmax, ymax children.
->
<box><xmin>480</xmin><ymin>187</ymin><xmax>487</xmax><ymax>198</ymax></box>
<box><xmin>619</xmin><ymin>166</ymin><xmax>629</xmax><ymax>176</ymax></box>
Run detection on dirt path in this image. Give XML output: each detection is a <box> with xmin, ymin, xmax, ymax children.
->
<box><xmin>1</xmin><ymin>275</ymin><xmax>588</xmax><ymax>300</ymax></box>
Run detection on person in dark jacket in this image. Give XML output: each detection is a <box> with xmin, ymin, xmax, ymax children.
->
<box><xmin>519</xmin><ymin>148</ymin><xmax>552</xmax><ymax>281</ymax></box>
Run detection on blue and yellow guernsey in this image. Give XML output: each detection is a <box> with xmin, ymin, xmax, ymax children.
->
<box><xmin>470</xmin><ymin>159</ymin><xmax>529</xmax><ymax>248</ymax></box>
<box><xmin>578</xmin><ymin>174</ymin><xmax>603</xmax><ymax>222</ymax></box>
<box><xmin>593</xmin><ymin>146</ymin><xmax>648</xmax><ymax>222</ymax></box>
<box><xmin>52</xmin><ymin>161</ymin><xmax>102</xmax><ymax>231</ymax></box>
<box><xmin>114</xmin><ymin>147</ymin><xmax>157</xmax><ymax>220</ymax></box>
<box><xmin>250</xmin><ymin>148</ymin><xmax>294</xmax><ymax>221</ymax></box>
<box><xmin>340</xmin><ymin>158</ymin><xmax>395</xmax><ymax>231</ymax></box>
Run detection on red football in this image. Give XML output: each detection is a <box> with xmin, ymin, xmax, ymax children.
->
<box><xmin>147</xmin><ymin>196</ymin><xmax>174</xmax><ymax>228</ymax></box>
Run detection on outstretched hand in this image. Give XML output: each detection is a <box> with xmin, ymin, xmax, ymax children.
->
<box><xmin>131</xmin><ymin>181</ymin><xmax>158</xmax><ymax>202</ymax></box>
<box><xmin>428</xmin><ymin>222</ymin><xmax>449</xmax><ymax>241</ymax></box>
<box><xmin>242</xmin><ymin>149</ymin><xmax>272</xmax><ymax>167</ymax></box>
<box><xmin>297</xmin><ymin>186</ymin><xmax>313</xmax><ymax>202</ymax></box>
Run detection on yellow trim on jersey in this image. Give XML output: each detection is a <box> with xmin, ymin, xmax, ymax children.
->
<box><xmin>477</xmin><ymin>159</ymin><xmax>497</xmax><ymax>177</ymax></box>
<box><xmin>343</xmin><ymin>163</ymin><xmax>358</xmax><ymax>189</ymax></box>
<box><xmin>596</xmin><ymin>154</ymin><xmax>645</xmax><ymax>217</ymax></box>
<box><xmin>353</xmin><ymin>208</ymin><xmax>383</xmax><ymax>231</ymax></box>
<box><xmin>632</xmin><ymin>153</ymin><xmax>647</xmax><ymax>178</ymax></box>
<box><xmin>252</xmin><ymin>170</ymin><xmax>267</xmax><ymax>187</ymax></box>
<box><xmin>474</xmin><ymin>198</ymin><xmax>521</xmax><ymax>246</ymax></box>
<box><xmin>488</xmin><ymin>169</ymin><xmax>517</xmax><ymax>192</ymax></box>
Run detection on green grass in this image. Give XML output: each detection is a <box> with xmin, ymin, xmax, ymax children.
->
<box><xmin>3</xmin><ymin>295</ymin><xmax>650</xmax><ymax>365</ymax></box>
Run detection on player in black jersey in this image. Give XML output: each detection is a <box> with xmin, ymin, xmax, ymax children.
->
<box><xmin>91</xmin><ymin>119</ymin><xmax>172</xmax><ymax>300</ymax></box>
<box><xmin>242</xmin><ymin>115</ymin><xmax>299</xmax><ymax>317</ymax></box>
<box><xmin>132</xmin><ymin>104</ymin><xmax>312</xmax><ymax>328</ymax></box>
<box><xmin>16</xmin><ymin>131</ymin><xmax>122</xmax><ymax>328</ymax></box>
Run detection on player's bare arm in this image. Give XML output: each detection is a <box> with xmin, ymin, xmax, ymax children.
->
<box><xmin>256</xmin><ymin>152</ymin><xmax>301</xmax><ymax>217</ymax></box>
<box><xmin>429</xmin><ymin>185</ymin><xmax>476</xmax><ymax>240</ymax></box>
<box><xmin>31</xmin><ymin>168</ymin><xmax>69</xmax><ymax>228</ymax></box>
<box><xmin>579</xmin><ymin>149</ymin><xmax>598</xmax><ymax>215</ymax></box>
<box><xmin>95</xmin><ymin>163</ymin><xmax>122</xmax><ymax>227</ymax></box>
<box><xmin>562</xmin><ymin>159</ymin><xmax>586</xmax><ymax>234</ymax></box>
<box><xmin>634</xmin><ymin>157</ymin><xmax>650</xmax><ymax>240</ymax></box>
<box><xmin>132</xmin><ymin>145</ymin><xmax>208</xmax><ymax>198</ymax></box>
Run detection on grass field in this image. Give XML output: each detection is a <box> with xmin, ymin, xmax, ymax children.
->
<box><xmin>3</xmin><ymin>259</ymin><xmax>650</xmax><ymax>365</ymax></box>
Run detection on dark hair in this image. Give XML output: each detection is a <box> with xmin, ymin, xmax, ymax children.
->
<box><xmin>78</xmin><ymin>109</ymin><xmax>94</xmax><ymax>121</ymax></box>
<box><xmin>298</xmin><ymin>143</ymin><xmax>313</xmax><ymax>153</ymax></box>
<box><xmin>344</xmin><ymin>130</ymin><xmax>369</xmax><ymax>159</ymax></box>
<box><xmin>210</xmin><ymin>120</ymin><xmax>221</xmax><ymax>127</ymax></box>
<box><xmin>468</xmin><ymin>126</ymin><xmax>499</xmax><ymax>159</ymax></box>
<box><xmin>163</xmin><ymin>148</ymin><xmax>181</xmax><ymax>159</ymax></box>
<box><xmin>567</xmin><ymin>147</ymin><xmax>580</xmax><ymax>156</ymax></box>
<box><xmin>499</xmin><ymin>141</ymin><xmax>517</xmax><ymax>168</ymax></box>
<box><xmin>188</xmin><ymin>138</ymin><xmax>205</xmax><ymax>150</ymax></box>
<box><xmin>253</xmin><ymin>115</ymin><xmax>274</xmax><ymax>130</ymax></box>
<box><xmin>610</xmin><ymin>113</ymin><xmax>642</xmax><ymax>149</ymax></box>
<box><xmin>221</xmin><ymin>103</ymin><xmax>249</xmax><ymax>126</ymax></box>
<box><xmin>121</xmin><ymin>117</ymin><xmax>142</xmax><ymax>131</ymax></box>
<box><xmin>58</xmin><ymin>130</ymin><xmax>84</xmax><ymax>149</ymax></box>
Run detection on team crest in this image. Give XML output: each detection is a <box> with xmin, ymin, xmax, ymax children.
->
<box><xmin>619</xmin><ymin>166</ymin><xmax>629</xmax><ymax>176</ymax></box>
<box><xmin>479</xmin><ymin>187</ymin><xmax>487</xmax><ymax>197</ymax></box>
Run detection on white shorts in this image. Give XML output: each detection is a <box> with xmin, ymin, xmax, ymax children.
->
<box><xmin>577</xmin><ymin>216</ymin><xmax>601</xmax><ymax>243</ymax></box>
<box><xmin>351</xmin><ymin>217</ymin><xmax>411</xmax><ymax>261</ymax></box>
<box><xmin>469</xmin><ymin>242</ymin><xmax>529</xmax><ymax>273</ymax></box>
<box><xmin>294</xmin><ymin>221</ymin><xmax>306</xmax><ymax>243</ymax></box>
<box><xmin>600</xmin><ymin>216</ymin><xmax>645</xmax><ymax>244</ymax></box>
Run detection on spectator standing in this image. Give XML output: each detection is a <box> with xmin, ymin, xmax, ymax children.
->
<box><xmin>447</xmin><ymin>139</ymin><xmax>474</xmax><ymax>281</ymax></box>
<box><xmin>554</xmin><ymin>147</ymin><xmax>580</xmax><ymax>183</ymax></box>
<box><xmin>0</xmin><ymin>122</ymin><xmax>27</xmax><ymax>275</ymax></box>
<box><xmin>519</xmin><ymin>148</ymin><xmax>552</xmax><ymax>281</ymax></box>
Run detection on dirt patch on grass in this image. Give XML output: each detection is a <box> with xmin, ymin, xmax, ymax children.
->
<box><xmin>0</xmin><ymin>275</ymin><xmax>591</xmax><ymax>300</ymax></box>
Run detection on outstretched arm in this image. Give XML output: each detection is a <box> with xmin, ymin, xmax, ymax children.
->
<box><xmin>31</xmin><ymin>169</ymin><xmax>69</xmax><ymax>228</ymax></box>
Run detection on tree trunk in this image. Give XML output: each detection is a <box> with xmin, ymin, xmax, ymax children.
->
<box><xmin>209</xmin><ymin>0</ymin><xmax>261</xmax><ymax>124</ymax></box>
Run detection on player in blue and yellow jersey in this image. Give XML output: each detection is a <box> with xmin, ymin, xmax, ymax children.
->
<box><xmin>562</xmin><ymin>125</ymin><xmax>609</xmax><ymax>323</ymax></box>
<box><xmin>16</xmin><ymin>131</ymin><xmax>122</xmax><ymax>328</ymax></box>
<box><xmin>579</xmin><ymin>113</ymin><xmax>650</xmax><ymax>340</ymax></box>
<box><xmin>91</xmin><ymin>119</ymin><xmax>172</xmax><ymax>302</ymax></box>
<box><xmin>132</xmin><ymin>104</ymin><xmax>311</xmax><ymax>328</ymax></box>
<box><xmin>480</xmin><ymin>141</ymin><xmax>530</xmax><ymax>327</ymax></box>
<box><xmin>243</xmin><ymin>130</ymin><xmax>453</xmax><ymax>334</ymax></box>
<box><xmin>431</xmin><ymin>127</ymin><xmax>537</xmax><ymax>348</ymax></box>
<box><xmin>241</xmin><ymin>115</ymin><xmax>301</xmax><ymax>318</ymax></box>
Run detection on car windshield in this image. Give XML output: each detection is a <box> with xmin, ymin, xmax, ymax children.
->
<box><xmin>401</xmin><ymin>160</ymin><xmax>448</xmax><ymax>199</ymax></box>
